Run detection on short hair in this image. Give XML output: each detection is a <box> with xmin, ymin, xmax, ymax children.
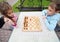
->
<box><xmin>0</xmin><ymin>2</ymin><xmax>12</xmax><ymax>15</ymax></box>
<box><xmin>49</xmin><ymin>2</ymin><xmax>56</xmax><ymax>9</ymax></box>
<box><xmin>55</xmin><ymin>4</ymin><xmax>60</xmax><ymax>11</ymax></box>
<box><xmin>49</xmin><ymin>2</ymin><xmax>60</xmax><ymax>11</ymax></box>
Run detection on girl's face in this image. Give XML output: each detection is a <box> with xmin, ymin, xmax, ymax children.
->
<box><xmin>47</xmin><ymin>6</ymin><xmax>56</xmax><ymax>15</ymax></box>
<box><xmin>7</xmin><ymin>9</ymin><xmax>14</xmax><ymax>18</ymax></box>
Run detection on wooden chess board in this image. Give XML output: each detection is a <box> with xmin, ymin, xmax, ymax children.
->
<box><xmin>22</xmin><ymin>16</ymin><xmax>42</xmax><ymax>32</ymax></box>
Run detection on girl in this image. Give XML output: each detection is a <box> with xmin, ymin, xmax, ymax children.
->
<box><xmin>42</xmin><ymin>2</ymin><xmax>60</xmax><ymax>31</ymax></box>
<box><xmin>0</xmin><ymin>2</ymin><xmax>17</xmax><ymax>30</ymax></box>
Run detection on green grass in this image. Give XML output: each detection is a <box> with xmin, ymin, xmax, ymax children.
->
<box><xmin>42</xmin><ymin>0</ymin><xmax>50</xmax><ymax>7</ymax></box>
<box><xmin>23</xmin><ymin>0</ymin><xmax>50</xmax><ymax>7</ymax></box>
<box><xmin>12</xmin><ymin>0</ymin><xmax>50</xmax><ymax>12</ymax></box>
<box><xmin>0</xmin><ymin>0</ymin><xmax>4</xmax><ymax>2</ymax></box>
<box><xmin>23</xmin><ymin>0</ymin><xmax>41</xmax><ymax>7</ymax></box>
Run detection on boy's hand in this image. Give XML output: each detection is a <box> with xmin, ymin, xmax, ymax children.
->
<box><xmin>42</xmin><ymin>16</ymin><xmax>47</xmax><ymax>20</ymax></box>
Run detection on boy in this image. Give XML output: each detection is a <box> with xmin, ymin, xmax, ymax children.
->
<box><xmin>42</xmin><ymin>3</ymin><xmax>60</xmax><ymax>31</ymax></box>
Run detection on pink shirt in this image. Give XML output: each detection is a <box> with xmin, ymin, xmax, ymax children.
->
<box><xmin>12</xmin><ymin>14</ymin><xmax>18</xmax><ymax>27</ymax></box>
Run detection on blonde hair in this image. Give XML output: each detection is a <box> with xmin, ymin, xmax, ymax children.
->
<box><xmin>49</xmin><ymin>2</ymin><xmax>60</xmax><ymax>11</ymax></box>
<box><xmin>49</xmin><ymin>2</ymin><xmax>56</xmax><ymax>10</ymax></box>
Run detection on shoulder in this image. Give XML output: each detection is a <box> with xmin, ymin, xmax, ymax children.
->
<box><xmin>52</xmin><ymin>13</ymin><xmax>60</xmax><ymax>21</ymax></box>
<box><xmin>54</xmin><ymin>13</ymin><xmax>60</xmax><ymax>18</ymax></box>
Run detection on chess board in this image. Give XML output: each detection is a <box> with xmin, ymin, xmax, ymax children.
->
<box><xmin>22</xmin><ymin>16</ymin><xmax>42</xmax><ymax>32</ymax></box>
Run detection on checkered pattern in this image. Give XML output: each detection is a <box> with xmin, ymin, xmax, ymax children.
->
<box><xmin>23</xmin><ymin>16</ymin><xmax>42</xmax><ymax>32</ymax></box>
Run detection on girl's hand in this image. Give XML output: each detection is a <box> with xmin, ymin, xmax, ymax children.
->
<box><xmin>4</xmin><ymin>17</ymin><xmax>9</xmax><ymax>22</ymax></box>
<box><xmin>11</xmin><ymin>18</ymin><xmax>16</xmax><ymax>24</ymax></box>
<box><xmin>10</xmin><ymin>15</ymin><xmax>17</xmax><ymax>26</ymax></box>
<box><xmin>10</xmin><ymin>14</ymin><xmax>17</xmax><ymax>23</ymax></box>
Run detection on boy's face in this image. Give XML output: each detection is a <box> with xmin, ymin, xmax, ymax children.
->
<box><xmin>47</xmin><ymin>6</ymin><xmax>56</xmax><ymax>15</ymax></box>
<box><xmin>7</xmin><ymin>9</ymin><xmax>14</xmax><ymax>18</ymax></box>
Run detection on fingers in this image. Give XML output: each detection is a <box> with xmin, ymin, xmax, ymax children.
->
<box><xmin>42</xmin><ymin>16</ymin><xmax>47</xmax><ymax>19</ymax></box>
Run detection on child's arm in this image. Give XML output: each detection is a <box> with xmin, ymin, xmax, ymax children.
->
<box><xmin>42</xmin><ymin>10</ymin><xmax>47</xmax><ymax>16</ymax></box>
<box><xmin>12</xmin><ymin>14</ymin><xmax>18</xmax><ymax>22</ymax></box>
<box><xmin>44</xmin><ymin>18</ymin><xmax>58</xmax><ymax>31</ymax></box>
<box><xmin>42</xmin><ymin>15</ymin><xmax>58</xmax><ymax>31</ymax></box>
<box><xmin>42</xmin><ymin>10</ymin><xmax>59</xmax><ymax>31</ymax></box>
<box><xmin>10</xmin><ymin>14</ymin><xmax>18</xmax><ymax>26</ymax></box>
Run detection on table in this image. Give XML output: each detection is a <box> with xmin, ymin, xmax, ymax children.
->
<box><xmin>9</xmin><ymin>12</ymin><xmax>60</xmax><ymax>42</ymax></box>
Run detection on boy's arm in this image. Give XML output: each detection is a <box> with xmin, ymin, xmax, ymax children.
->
<box><xmin>42</xmin><ymin>10</ymin><xmax>47</xmax><ymax>16</ymax></box>
<box><xmin>42</xmin><ymin>10</ymin><xmax>58</xmax><ymax>31</ymax></box>
<box><xmin>44</xmin><ymin>19</ymin><xmax>58</xmax><ymax>31</ymax></box>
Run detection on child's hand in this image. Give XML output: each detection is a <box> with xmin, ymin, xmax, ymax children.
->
<box><xmin>4</xmin><ymin>17</ymin><xmax>9</xmax><ymax>22</ymax></box>
<box><xmin>11</xmin><ymin>18</ymin><xmax>16</xmax><ymax>23</ymax></box>
<box><xmin>11</xmin><ymin>18</ymin><xmax>17</xmax><ymax>26</ymax></box>
<box><xmin>42</xmin><ymin>16</ymin><xmax>47</xmax><ymax>20</ymax></box>
<box><xmin>10</xmin><ymin>15</ymin><xmax>18</xmax><ymax>26</ymax></box>
<box><xmin>11</xmin><ymin>15</ymin><xmax>17</xmax><ymax>23</ymax></box>
<box><xmin>4</xmin><ymin>17</ymin><xmax>17</xmax><ymax>26</ymax></box>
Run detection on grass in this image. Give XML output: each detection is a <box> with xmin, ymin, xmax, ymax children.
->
<box><xmin>12</xmin><ymin>0</ymin><xmax>50</xmax><ymax>12</ymax></box>
<box><xmin>0</xmin><ymin>0</ymin><xmax>7</xmax><ymax>2</ymax></box>
<box><xmin>23</xmin><ymin>0</ymin><xmax>41</xmax><ymax>7</ymax></box>
<box><xmin>0</xmin><ymin>0</ymin><xmax>4</xmax><ymax>2</ymax></box>
<box><xmin>23</xmin><ymin>0</ymin><xmax>50</xmax><ymax>7</ymax></box>
<box><xmin>42</xmin><ymin>0</ymin><xmax>50</xmax><ymax>7</ymax></box>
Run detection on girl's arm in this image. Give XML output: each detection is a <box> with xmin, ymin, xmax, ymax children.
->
<box><xmin>10</xmin><ymin>14</ymin><xmax>18</xmax><ymax>26</ymax></box>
